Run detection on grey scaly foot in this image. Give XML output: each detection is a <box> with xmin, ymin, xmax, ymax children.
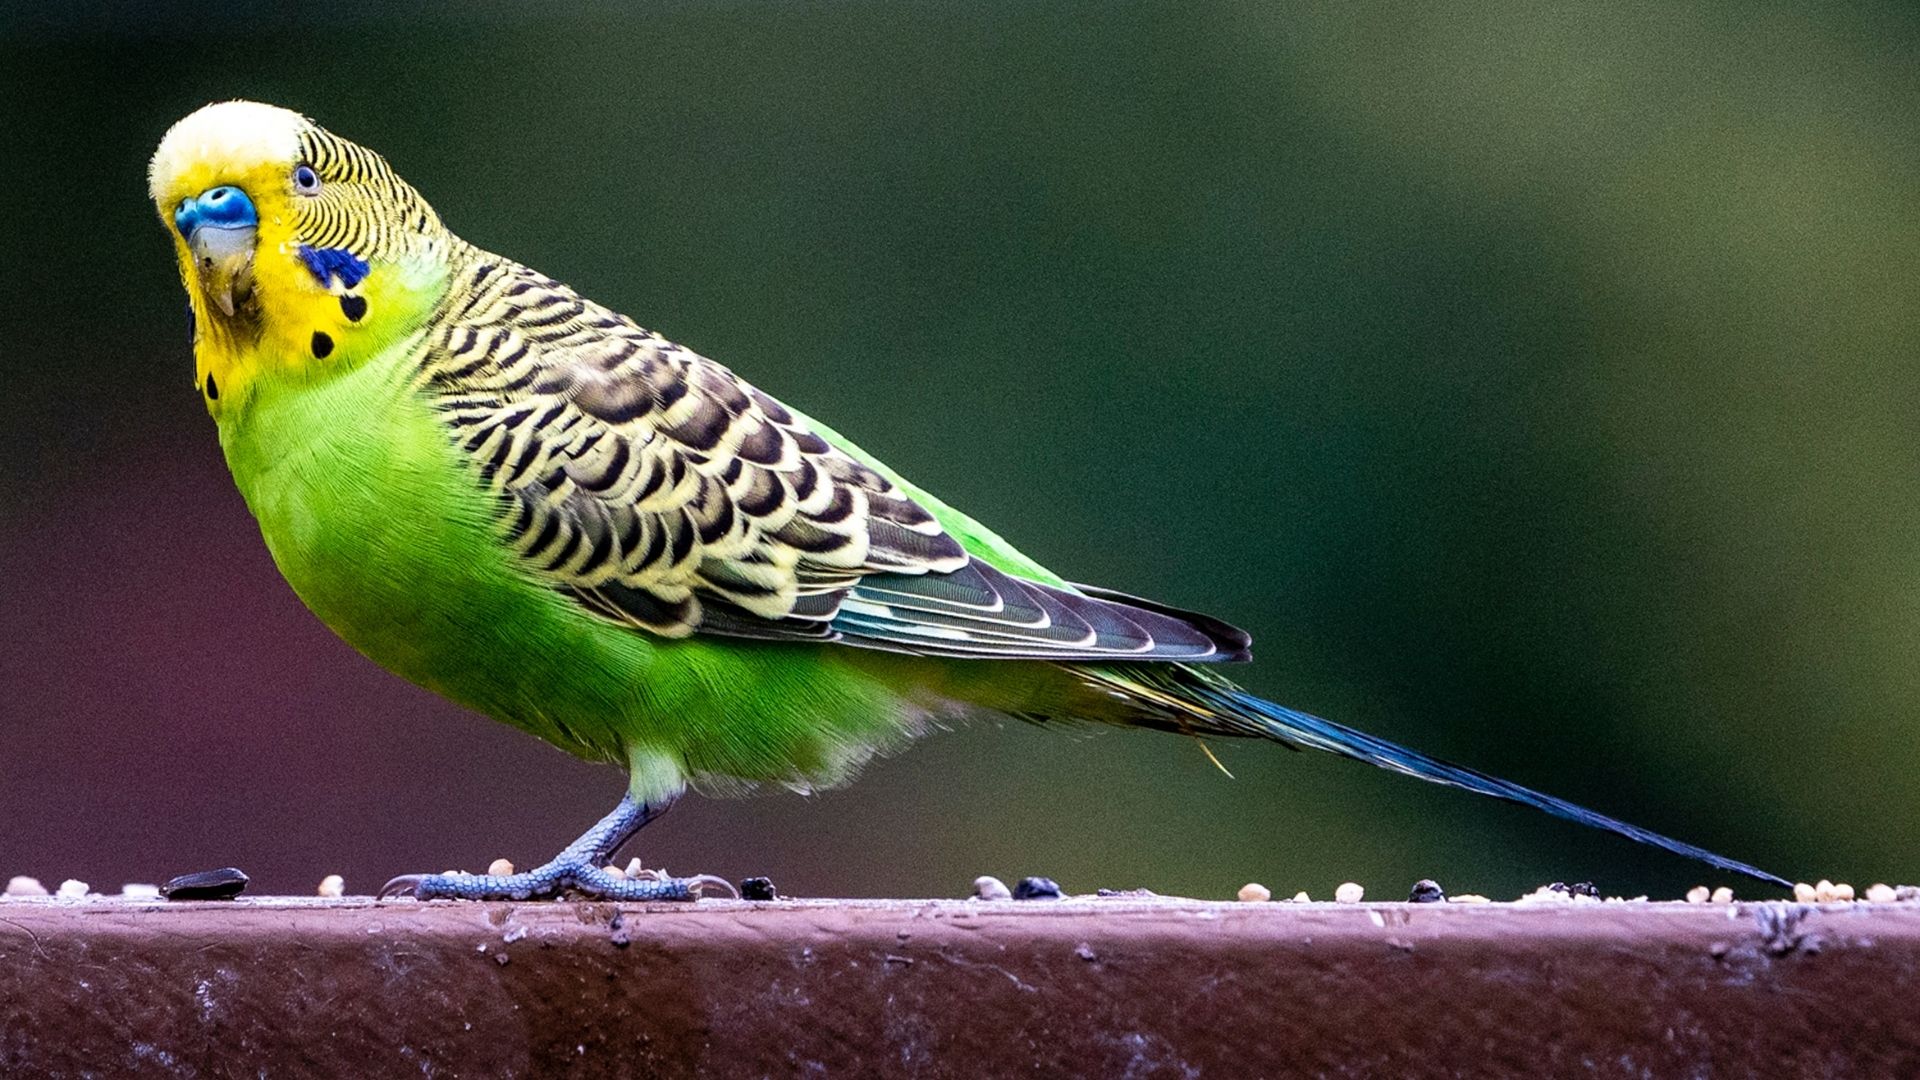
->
<box><xmin>379</xmin><ymin>794</ymin><xmax>736</xmax><ymax>901</ymax></box>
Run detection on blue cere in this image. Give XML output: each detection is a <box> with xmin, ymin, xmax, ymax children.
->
<box><xmin>174</xmin><ymin>185</ymin><xmax>258</xmax><ymax>240</ymax></box>
<box><xmin>297</xmin><ymin>245</ymin><xmax>370</xmax><ymax>289</ymax></box>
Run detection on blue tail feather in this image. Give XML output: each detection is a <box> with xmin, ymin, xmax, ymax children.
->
<box><xmin>1201</xmin><ymin>687</ymin><xmax>1789</xmax><ymax>888</ymax></box>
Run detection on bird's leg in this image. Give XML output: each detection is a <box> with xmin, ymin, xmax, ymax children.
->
<box><xmin>380</xmin><ymin>793</ymin><xmax>736</xmax><ymax>901</ymax></box>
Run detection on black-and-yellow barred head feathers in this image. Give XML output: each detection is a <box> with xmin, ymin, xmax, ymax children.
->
<box><xmin>149</xmin><ymin>101</ymin><xmax>462</xmax><ymax>411</ymax></box>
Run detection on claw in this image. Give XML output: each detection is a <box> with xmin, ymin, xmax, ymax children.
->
<box><xmin>686</xmin><ymin>874</ymin><xmax>740</xmax><ymax>900</ymax></box>
<box><xmin>379</xmin><ymin>874</ymin><xmax>429</xmax><ymax>899</ymax></box>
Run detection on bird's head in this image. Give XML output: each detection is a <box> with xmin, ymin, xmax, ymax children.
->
<box><xmin>149</xmin><ymin>101</ymin><xmax>455</xmax><ymax>411</ymax></box>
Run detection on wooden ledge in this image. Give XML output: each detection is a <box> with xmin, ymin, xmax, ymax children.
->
<box><xmin>3</xmin><ymin>897</ymin><xmax>1917</xmax><ymax>1076</ymax></box>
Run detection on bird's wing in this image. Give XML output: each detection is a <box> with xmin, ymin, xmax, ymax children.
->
<box><xmin>418</xmin><ymin>258</ymin><xmax>1247</xmax><ymax>661</ymax></box>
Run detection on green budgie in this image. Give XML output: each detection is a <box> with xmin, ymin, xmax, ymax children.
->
<box><xmin>148</xmin><ymin>101</ymin><xmax>1786</xmax><ymax>900</ymax></box>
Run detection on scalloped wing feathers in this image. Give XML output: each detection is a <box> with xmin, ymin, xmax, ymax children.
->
<box><xmin>419</xmin><ymin>257</ymin><xmax>1250</xmax><ymax>662</ymax></box>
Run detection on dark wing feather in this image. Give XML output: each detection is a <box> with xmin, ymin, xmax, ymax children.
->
<box><xmin>420</xmin><ymin>256</ymin><xmax>1249</xmax><ymax>662</ymax></box>
<box><xmin>835</xmin><ymin>561</ymin><xmax>1249</xmax><ymax>661</ymax></box>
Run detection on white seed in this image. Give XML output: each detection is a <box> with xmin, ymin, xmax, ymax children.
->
<box><xmin>1831</xmin><ymin>882</ymin><xmax>1855</xmax><ymax>902</ymax></box>
<box><xmin>1334</xmin><ymin>882</ymin><xmax>1364</xmax><ymax>904</ymax></box>
<box><xmin>603</xmin><ymin>864</ymin><xmax>626</xmax><ymax>881</ymax></box>
<box><xmin>1793</xmin><ymin>882</ymin><xmax>1818</xmax><ymax>903</ymax></box>
<box><xmin>4</xmin><ymin>876</ymin><xmax>48</xmax><ymax>897</ymax></box>
<box><xmin>1866</xmin><ymin>884</ymin><xmax>1897</xmax><ymax>903</ymax></box>
<box><xmin>1710</xmin><ymin>887</ymin><xmax>1733</xmax><ymax>904</ymax></box>
<box><xmin>120</xmin><ymin>883</ymin><xmax>162</xmax><ymax>900</ymax></box>
<box><xmin>972</xmin><ymin>875</ymin><xmax>1012</xmax><ymax>901</ymax></box>
<box><xmin>1448</xmin><ymin>893</ymin><xmax>1491</xmax><ymax>904</ymax></box>
<box><xmin>1237</xmin><ymin>882</ymin><xmax>1271</xmax><ymax>903</ymax></box>
<box><xmin>1685</xmin><ymin>886</ymin><xmax>1710</xmax><ymax>904</ymax></box>
<box><xmin>487</xmin><ymin>858</ymin><xmax>515</xmax><ymax>877</ymax></box>
<box><xmin>317</xmin><ymin>875</ymin><xmax>345</xmax><ymax>898</ymax></box>
<box><xmin>1291</xmin><ymin>891</ymin><xmax>1311</xmax><ymax>903</ymax></box>
<box><xmin>56</xmin><ymin>879</ymin><xmax>89</xmax><ymax>899</ymax></box>
<box><xmin>624</xmin><ymin>858</ymin><xmax>645</xmax><ymax>878</ymax></box>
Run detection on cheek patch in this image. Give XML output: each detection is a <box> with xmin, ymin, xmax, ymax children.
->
<box><xmin>297</xmin><ymin>245</ymin><xmax>370</xmax><ymax>289</ymax></box>
<box><xmin>311</xmin><ymin>331</ymin><xmax>335</xmax><ymax>359</ymax></box>
<box><xmin>340</xmin><ymin>294</ymin><xmax>368</xmax><ymax>321</ymax></box>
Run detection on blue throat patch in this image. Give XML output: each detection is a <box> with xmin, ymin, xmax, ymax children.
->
<box><xmin>297</xmin><ymin>245</ymin><xmax>370</xmax><ymax>289</ymax></box>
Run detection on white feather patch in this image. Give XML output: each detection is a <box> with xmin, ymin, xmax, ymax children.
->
<box><xmin>149</xmin><ymin>100</ymin><xmax>307</xmax><ymax>202</ymax></box>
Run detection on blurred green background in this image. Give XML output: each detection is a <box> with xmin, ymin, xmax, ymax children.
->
<box><xmin>2</xmin><ymin>1</ymin><xmax>1914</xmax><ymax>901</ymax></box>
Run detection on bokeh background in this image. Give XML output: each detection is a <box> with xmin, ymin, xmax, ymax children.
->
<box><xmin>3</xmin><ymin>1</ymin><xmax>1915</xmax><ymax>902</ymax></box>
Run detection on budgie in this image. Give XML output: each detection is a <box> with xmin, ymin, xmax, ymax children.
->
<box><xmin>148</xmin><ymin>101</ymin><xmax>1786</xmax><ymax>900</ymax></box>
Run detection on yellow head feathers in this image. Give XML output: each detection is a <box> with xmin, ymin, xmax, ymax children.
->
<box><xmin>151</xmin><ymin>101</ymin><xmax>454</xmax><ymax>416</ymax></box>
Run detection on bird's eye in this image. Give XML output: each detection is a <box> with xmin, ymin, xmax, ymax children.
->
<box><xmin>293</xmin><ymin>164</ymin><xmax>321</xmax><ymax>195</ymax></box>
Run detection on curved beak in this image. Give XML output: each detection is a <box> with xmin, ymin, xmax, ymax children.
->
<box><xmin>190</xmin><ymin>225</ymin><xmax>257</xmax><ymax>317</ymax></box>
<box><xmin>174</xmin><ymin>186</ymin><xmax>259</xmax><ymax>317</ymax></box>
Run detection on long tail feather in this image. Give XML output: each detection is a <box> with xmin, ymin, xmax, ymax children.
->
<box><xmin>1092</xmin><ymin>667</ymin><xmax>1790</xmax><ymax>888</ymax></box>
<box><xmin>1215</xmin><ymin>687</ymin><xmax>1789</xmax><ymax>887</ymax></box>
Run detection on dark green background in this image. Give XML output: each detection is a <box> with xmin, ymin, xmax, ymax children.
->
<box><xmin>3</xmin><ymin>1</ymin><xmax>1913</xmax><ymax>900</ymax></box>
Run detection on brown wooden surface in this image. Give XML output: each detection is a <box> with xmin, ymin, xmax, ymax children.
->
<box><xmin>2</xmin><ymin>896</ymin><xmax>1916</xmax><ymax>1077</ymax></box>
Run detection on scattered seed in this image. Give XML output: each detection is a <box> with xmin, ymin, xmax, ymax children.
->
<box><xmin>1686</xmin><ymin>886</ymin><xmax>1710</xmax><ymax>904</ymax></box>
<box><xmin>973</xmin><ymin>875</ymin><xmax>1012</xmax><ymax>901</ymax></box>
<box><xmin>1407</xmin><ymin>880</ymin><xmax>1445</xmax><ymax>903</ymax></box>
<box><xmin>740</xmin><ymin>876</ymin><xmax>778</xmax><ymax>901</ymax></box>
<box><xmin>1291</xmin><ymin>891</ymin><xmax>1311</xmax><ymax>903</ymax></box>
<box><xmin>161</xmin><ymin>867</ymin><xmax>249</xmax><ymax>901</ymax></box>
<box><xmin>1237</xmin><ymin>882</ymin><xmax>1271</xmax><ymax>903</ymax></box>
<box><xmin>1710</xmin><ymin>887</ymin><xmax>1733</xmax><ymax>904</ymax></box>
<box><xmin>1810</xmin><ymin>879</ymin><xmax>1855</xmax><ymax>903</ymax></box>
<box><xmin>317</xmin><ymin>875</ymin><xmax>345</xmax><ymax>898</ymax></box>
<box><xmin>5</xmin><ymin>876</ymin><xmax>48</xmax><ymax>897</ymax></box>
<box><xmin>487</xmin><ymin>859</ymin><xmax>514</xmax><ymax>877</ymax></box>
<box><xmin>120</xmin><ymin>883</ymin><xmax>161</xmax><ymax>900</ymax></box>
<box><xmin>1449</xmin><ymin>894</ymin><xmax>1491</xmax><ymax>904</ymax></box>
<box><xmin>624</xmin><ymin>858</ymin><xmax>645</xmax><ymax>878</ymax></box>
<box><xmin>602</xmin><ymin>864</ymin><xmax>626</xmax><ymax>881</ymax></box>
<box><xmin>1013</xmin><ymin>877</ymin><xmax>1063</xmax><ymax>901</ymax></box>
<box><xmin>1334</xmin><ymin>882</ymin><xmax>1364</xmax><ymax>904</ymax></box>
<box><xmin>1866</xmin><ymin>883</ymin><xmax>1897</xmax><ymax>903</ymax></box>
<box><xmin>56</xmin><ymin>880</ymin><xmax>90</xmax><ymax>899</ymax></box>
<box><xmin>1793</xmin><ymin>882</ymin><xmax>1818</xmax><ymax>903</ymax></box>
